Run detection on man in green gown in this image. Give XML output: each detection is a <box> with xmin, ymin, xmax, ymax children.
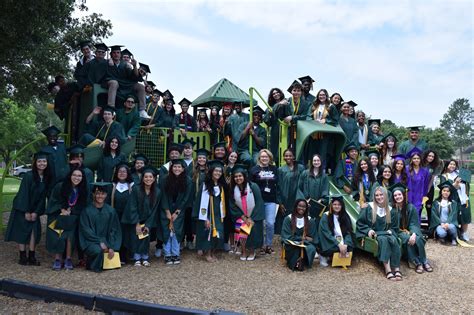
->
<box><xmin>226</xmin><ymin>102</ymin><xmax>249</xmax><ymax>152</ymax></box>
<box><xmin>398</xmin><ymin>126</ymin><xmax>429</xmax><ymax>156</ymax></box>
<box><xmin>237</xmin><ymin>106</ymin><xmax>267</xmax><ymax>167</ymax></box>
<box><xmin>79</xmin><ymin>182</ymin><xmax>122</xmax><ymax>272</ymax></box>
<box><xmin>87</xmin><ymin>43</ymin><xmax>108</xmax><ymax>85</ymax></box>
<box><xmin>299</xmin><ymin>75</ymin><xmax>316</xmax><ymax>110</ymax></box>
<box><xmin>116</xmin><ymin>95</ymin><xmax>141</xmax><ymax>141</ymax></box>
<box><xmin>40</xmin><ymin>126</ymin><xmax>68</xmax><ymax>187</ymax></box>
<box><xmin>80</xmin><ymin>105</ymin><xmax>126</xmax><ymax>146</ymax></box>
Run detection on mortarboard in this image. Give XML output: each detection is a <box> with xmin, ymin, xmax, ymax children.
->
<box><xmin>102</xmin><ymin>105</ymin><xmax>116</xmax><ymax>114</ymax></box>
<box><xmin>68</xmin><ymin>144</ymin><xmax>86</xmax><ymax>155</ymax></box>
<box><xmin>94</xmin><ymin>43</ymin><xmax>108</xmax><ymax>51</ymax></box>
<box><xmin>213</xmin><ymin>141</ymin><xmax>227</xmax><ymax>149</ymax></box>
<box><xmin>344</xmin><ymin>142</ymin><xmax>359</xmax><ymax>153</ymax></box>
<box><xmin>252</xmin><ymin>106</ymin><xmax>264</xmax><ymax>115</ymax></box>
<box><xmin>207</xmin><ymin>160</ymin><xmax>225</xmax><ymax>169</ymax></box>
<box><xmin>90</xmin><ymin>182</ymin><xmax>112</xmax><ymax>192</ymax></box>
<box><xmin>406</xmin><ymin>146</ymin><xmax>423</xmax><ymax>158</ymax></box>
<box><xmin>179</xmin><ymin>98</ymin><xmax>192</xmax><ymax>106</ymax></box>
<box><xmin>121</xmin><ymin>49</ymin><xmax>133</xmax><ymax>57</ymax></box>
<box><xmin>145</xmin><ymin>81</ymin><xmax>156</xmax><ymax>87</ymax></box>
<box><xmin>380</xmin><ymin>132</ymin><xmax>397</xmax><ymax>143</ymax></box>
<box><xmin>133</xmin><ymin>153</ymin><xmax>149</xmax><ymax>164</ymax></box>
<box><xmin>33</xmin><ymin>150</ymin><xmax>50</xmax><ymax>160</ymax></box>
<box><xmin>287</xmin><ymin>80</ymin><xmax>302</xmax><ymax>93</ymax></box>
<box><xmin>196</xmin><ymin>148</ymin><xmax>210</xmax><ymax>157</ymax></box>
<box><xmin>343</xmin><ymin>100</ymin><xmax>358</xmax><ymax>107</ymax></box>
<box><xmin>437</xmin><ymin>180</ymin><xmax>455</xmax><ymax>191</ymax></box>
<box><xmin>109</xmin><ymin>45</ymin><xmax>123</xmax><ymax>52</ymax></box>
<box><xmin>163</xmin><ymin>90</ymin><xmax>174</xmax><ymax>99</ymax></box>
<box><xmin>408</xmin><ymin>126</ymin><xmax>422</xmax><ymax>132</ymax></box>
<box><xmin>368</xmin><ymin>119</ymin><xmax>381</xmax><ymax>127</ymax></box>
<box><xmin>365</xmin><ymin>149</ymin><xmax>380</xmax><ymax>159</ymax></box>
<box><xmin>231</xmin><ymin>164</ymin><xmax>248</xmax><ymax>175</ymax></box>
<box><xmin>181</xmin><ymin>138</ymin><xmax>195</xmax><ymax>147</ymax></box>
<box><xmin>171</xmin><ymin>158</ymin><xmax>187</xmax><ymax>168</ymax></box>
<box><xmin>388</xmin><ymin>182</ymin><xmax>407</xmax><ymax>194</ymax></box>
<box><xmin>78</xmin><ymin>40</ymin><xmax>92</xmax><ymax>49</ymax></box>
<box><xmin>41</xmin><ymin>125</ymin><xmax>61</xmax><ymax>137</ymax></box>
<box><xmin>168</xmin><ymin>143</ymin><xmax>184</xmax><ymax>154</ymax></box>
<box><xmin>139</xmin><ymin>63</ymin><xmax>151</xmax><ymax>73</ymax></box>
<box><xmin>142</xmin><ymin>166</ymin><xmax>159</xmax><ymax>176</ymax></box>
<box><xmin>391</xmin><ymin>154</ymin><xmax>406</xmax><ymax>161</ymax></box>
<box><xmin>298</xmin><ymin>75</ymin><xmax>315</xmax><ymax>83</ymax></box>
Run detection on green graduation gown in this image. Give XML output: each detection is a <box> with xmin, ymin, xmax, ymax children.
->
<box><xmin>263</xmin><ymin>102</ymin><xmax>292</xmax><ymax>165</ymax></box>
<box><xmin>79</xmin><ymin>203</ymin><xmax>122</xmax><ymax>272</ymax></box>
<box><xmin>281</xmin><ymin>215</ymin><xmax>317</xmax><ymax>270</ymax></box>
<box><xmin>429</xmin><ymin>200</ymin><xmax>459</xmax><ymax>236</ymax></box>
<box><xmin>121</xmin><ymin>185</ymin><xmax>161</xmax><ymax>255</ymax></box>
<box><xmin>275</xmin><ymin>164</ymin><xmax>305</xmax><ymax>234</ymax></box>
<box><xmin>339</xmin><ymin>115</ymin><xmax>359</xmax><ymax>147</ymax></box>
<box><xmin>333</xmin><ymin>157</ymin><xmax>357</xmax><ymax>190</ymax></box>
<box><xmin>4</xmin><ymin>172</ymin><xmax>47</xmax><ymax>244</ymax></box>
<box><xmin>160</xmin><ymin>111</ymin><xmax>176</xmax><ymax>128</ymax></box>
<box><xmin>105</xmin><ymin>61</ymin><xmax>141</xmax><ymax>103</ymax></box>
<box><xmin>226</xmin><ymin>112</ymin><xmax>250</xmax><ymax>151</ymax></box>
<box><xmin>45</xmin><ymin>182</ymin><xmax>86</xmax><ymax>254</ymax></box>
<box><xmin>159</xmin><ymin>176</ymin><xmax>192</xmax><ymax>244</ymax></box>
<box><xmin>297</xmin><ymin>170</ymin><xmax>329</xmax><ymax>223</ymax></box>
<box><xmin>116</xmin><ymin>108</ymin><xmax>141</xmax><ymax>139</ymax></box>
<box><xmin>237</xmin><ymin>123</ymin><xmax>267</xmax><ymax>166</ymax></box>
<box><xmin>87</xmin><ymin>58</ymin><xmax>108</xmax><ymax>84</ymax></box>
<box><xmin>81</xmin><ymin>120</ymin><xmax>126</xmax><ymax>146</ymax></box>
<box><xmin>395</xmin><ymin>204</ymin><xmax>427</xmax><ymax>265</ymax></box>
<box><xmin>318</xmin><ymin>212</ymin><xmax>354</xmax><ymax>256</ymax></box>
<box><xmin>40</xmin><ymin>143</ymin><xmax>68</xmax><ymax>186</ymax></box>
<box><xmin>356</xmin><ymin>204</ymin><xmax>401</xmax><ymax>267</ymax></box>
<box><xmin>97</xmin><ymin>153</ymin><xmax>126</xmax><ymax>182</ymax></box>
<box><xmin>229</xmin><ymin>182</ymin><xmax>265</xmax><ymax>250</ymax></box>
<box><xmin>192</xmin><ymin>183</ymin><xmax>227</xmax><ymax>251</ymax></box>
<box><xmin>398</xmin><ymin>139</ymin><xmax>429</xmax><ymax>156</ymax></box>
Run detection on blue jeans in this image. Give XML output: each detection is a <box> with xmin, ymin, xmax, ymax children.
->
<box><xmin>436</xmin><ymin>224</ymin><xmax>457</xmax><ymax>239</ymax></box>
<box><xmin>133</xmin><ymin>253</ymin><xmax>149</xmax><ymax>261</ymax></box>
<box><xmin>264</xmin><ymin>202</ymin><xmax>277</xmax><ymax>247</ymax></box>
<box><xmin>164</xmin><ymin>233</ymin><xmax>180</xmax><ymax>257</ymax></box>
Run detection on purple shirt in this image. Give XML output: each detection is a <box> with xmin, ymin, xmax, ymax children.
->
<box><xmin>406</xmin><ymin>166</ymin><xmax>430</xmax><ymax>213</ymax></box>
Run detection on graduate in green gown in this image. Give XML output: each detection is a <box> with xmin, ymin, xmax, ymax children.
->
<box><xmin>275</xmin><ymin>149</ymin><xmax>305</xmax><ymax>235</ymax></box>
<box><xmin>116</xmin><ymin>95</ymin><xmax>141</xmax><ymax>140</ymax></box>
<box><xmin>352</xmin><ymin>157</ymin><xmax>379</xmax><ymax>207</ymax></box>
<box><xmin>339</xmin><ymin>101</ymin><xmax>359</xmax><ymax>147</ymax></box>
<box><xmin>281</xmin><ymin>199</ymin><xmax>317</xmax><ymax>271</ymax></box>
<box><xmin>40</xmin><ymin>126</ymin><xmax>68</xmax><ymax>187</ymax></box>
<box><xmin>237</xmin><ymin>106</ymin><xmax>267</xmax><ymax>167</ymax></box>
<box><xmin>333</xmin><ymin>142</ymin><xmax>359</xmax><ymax>194</ymax></box>
<box><xmin>398</xmin><ymin>126</ymin><xmax>429</xmax><ymax>157</ymax></box>
<box><xmin>429</xmin><ymin>181</ymin><xmax>459</xmax><ymax>245</ymax></box>
<box><xmin>368</xmin><ymin>119</ymin><xmax>384</xmax><ymax>146</ymax></box>
<box><xmin>5</xmin><ymin>151</ymin><xmax>51</xmax><ymax>266</ymax></box>
<box><xmin>356</xmin><ymin>186</ymin><xmax>402</xmax><ymax>281</ymax></box>
<box><xmin>193</xmin><ymin>160</ymin><xmax>228</xmax><ymax>262</ymax></box>
<box><xmin>283</xmin><ymin>81</ymin><xmax>310</xmax><ymax>151</ymax></box>
<box><xmin>226</xmin><ymin>102</ymin><xmax>250</xmax><ymax>152</ymax></box>
<box><xmin>297</xmin><ymin>154</ymin><xmax>329</xmax><ymax>227</ymax></box>
<box><xmin>160</xmin><ymin>159</ymin><xmax>192</xmax><ymax>265</ymax></box>
<box><xmin>161</xmin><ymin>99</ymin><xmax>177</xmax><ymax>129</ymax></box>
<box><xmin>130</xmin><ymin>153</ymin><xmax>149</xmax><ymax>186</ymax></box>
<box><xmin>87</xmin><ymin>43</ymin><xmax>108</xmax><ymax>85</ymax></box>
<box><xmin>389</xmin><ymin>183</ymin><xmax>432</xmax><ymax>274</ymax></box>
<box><xmin>80</xmin><ymin>106</ymin><xmax>126</xmax><ymax>147</ymax></box>
<box><xmin>97</xmin><ymin>137</ymin><xmax>126</xmax><ymax>182</ymax></box>
<box><xmin>122</xmin><ymin>167</ymin><xmax>161</xmax><ymax>267</ymax></box>
<box><xmin>318</xmin><ymin>195</ymin><xmax>354</xmax><ymax>267</ymax></box>
<box><xmin>46</xmin><ymin>168</ymin><xmax>88</xmax><ymax>271</ymax></box>
<box><xmin>107</xmin><ymin>164</ymin><xmax>134</xmax><ymax>263</ymax></box>
<box><xmin>229</xmin><ymin>165</ymin><xmax>265</xmax><ymax>261</ymax></box>
<box><xmin>79</xmin><ymin>182</ymin><xmax>122</xmax><ymax>272</ymax></box>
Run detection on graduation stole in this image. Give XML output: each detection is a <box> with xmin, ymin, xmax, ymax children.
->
<box><xmin>179</xmin><ymin>113</ymin><xmax>193</xmax><ymax>130</ymax></box>
<box><xmin>199</xmin><ymin>184</ymin><xmax>226</xmax><ymax>239</ymax></box>
<box><xmin>111</xmin><ymin>182</ymin><xmax>132</xmax><ymax>208</ymax></box>
<box><xmin>146</xmin><ymin>103</ymin><xmax>160</xmax><ymax>126</ymax></box>
<box><xmin>345</xmin><ymin>159</ymin><xmax>354</xmax><ymax>180</ymax></box>
<box><xmin>359</xmin><ymin>124</ymin><xmax>368</xmax><ymax>144</ymax></box>
<box><xmin>291</xmin><ymin>97</ymin><xmax>301</xmax><ymax>115</ymax></box>
<box><xmin>96</xmin><ymin>121</ymin><xmax>114</xmax><ymax>140</ymax></box>
<box><xmin>311</xmin><ymin>104</ymin><xmax>328</xmax><ymax>140</ymax></box>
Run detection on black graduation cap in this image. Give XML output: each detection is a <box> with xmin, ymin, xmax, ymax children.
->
<box><xmin>231</xmin><ymin>164</ymin><xmax>248</xmax><ymax>175</ymax></box>
<box><xmin>365</xmin><ymin>149</ymin><xmax>380</xmax><ymax>159</ymax></box>
<box><xmin>109</xmin><ymin>45</ymin><xmax>123</xmax><ymax>52</ymax></box>
<box><xmin>438</xmin><ymin>180</ymin><xmax>455</xmax><ymax>191</ymax></box>
<box><xmin>196</xmin><ymin>148</ymin><xmax>210</xmax><ymax>157</ymax></box>
<box><xmin>178</xmin><ymin>98</ymin><xmax>192</xmax><ymax>106</ymax></box>
<box><xmin>211</xmin><ymin>104</ymin><xmax>221</xmax><ymax>111</ymax></box>
<box><xmin>68</xmin><ymin>144</ymin><xmax>86</xmax><ymax>155</ymax></box>
<box><xmin>287</xmin><ymin>80</ymin><xmax>302</xmax><ymax>93</ymax></box>
<box><xmin>166</xmin><ymin>98</ymin><xmax>176</xmax><ymax>105</ymax></box>
<box><xmin>181</xmin><ymin>138</ymin><xmax>195</xmax><ymax>147</ymax></box>
<box><xmin>368</xmin><ymin>119</ymin><xmax>381</xmax><ymax>127</ymax></box>
<box><xmin>125</xmin><ymin>94</ymin><xmax>136</xmax><ymax>102</ymax></box>
<box><xmin>94</xmin><ymin>43</ymin><xmax>108</xmax><ymax>51</ymax></box>
<box><xmin>343</xmin><ymin>100</ymin><xmax>358</xmax><ymax>107</ymax></box>
<box><xmin>168</xmin><ymin>143</ymin><xmax>184</xmax><ymax>154</ymax></box>
<box><xmin>41</xmin><ymin>125</ymin><xmax>61</xmax><ymax>137</ymax></box>
<box><xmin>146</xmin><ymin>81</ymin><xmax>156</xmax><ymax>87</ymax></box>
<box><xmin>133</xmin><ymin>153</ymin><xmax>149</xmax><ymax>164</ymax></box>
<box><xmin>388</xmin><ymin>182</ymin><xmax>407</xmax><ymax>194</ymax></box>
<box><xmin>207</xmin><ymin>159</ymin><xmax>225</xmax><ymax>169</ymax></box>
<box><xmin>344</xmin><ymin>142</ymin><xmax>359</xmax><ymax>153</ymax></box>
<box><xmin>406</xmin><ymin>146</ymin><xmax>423</xmax><ymax>158</ymax></box>
<box><xmin>142</xmin><ymin>166</ymin><xmax>159</xmax><ymax>176</ymax></box>
<box><xmin>33</xmin><ymin>150</ymin><xmax>50</xmax><ymax>160</ymax></box>
<box><xmin>152</xmin><ymin>89</ymin><xmax>163</xmax><ymax>96</ymax></box>
<box><xmin>90</xmin><ymin>182</ymin><xmax>112</xmax><ymax>192</ymax></box>
<box><xmin>380</xmin><ymin>132</ymin><xmax>397</xmax><ymax>143</ymax></box>
<box><xmin>102</xmin><ymin>105</ymin><xmax>116</xmax><ymax>114</ymax></box>
<box><xmin>78</xmin><ymin>40</ymin><xmax>92</xmax><ymax>49</ymax></box>
<box><xmin>252</xmin><ymin>106</ymin><xmax>264</xmax><ymax>116</ymax></box>
<box><xmin>163</xmin><ymin>90</ymin><xmax>174</xmax><ymax>99</ymax></box>
<box><xmin>121</xmin><ymin>49</ymin><xmax>133</xmax><ymax>57</ymax></box>
<box><xmin>213</xmin><ymin>141</ymin><xmax>227</xmax><ymax>149</ymax></box>
<box><xmin>408</xmin><ymin>126</ymin><xmax>422</xmax><ymax>132</ymax></box>
<box><xmin>298</xmin><ymin>75</ymin><xmax>315</xmax><ymax>83</ymax></box>
<box><xmin>171</xmin><ymin>158</ymin><xmax>187</xmax><ymax>168</ymax></box>
<box><xmin>198</xmin><ymin>107</ymin><xmax>209</xmax><ymax>113</ymax></box>
<box><xmin>139</xmin><ymin>63</ymin><xmax>151</xmax><ymax>73</ymax></box>
<box><xmin>330</xmin><ymin>194</ymin><xmax>344</xmax><ymax>202</ymax></box>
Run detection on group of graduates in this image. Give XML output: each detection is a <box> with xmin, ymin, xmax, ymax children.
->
<box><xmin>7</xmin><ymin>42</ymin><xmax>472</xmax><ymax>277</ymax></box>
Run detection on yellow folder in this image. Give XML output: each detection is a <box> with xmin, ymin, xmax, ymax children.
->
<box><xmin>287</xmin><ymin>240</ymin><xmax>306</xmax><ymax>248</ymax></box>
<box><xmin>332</xmin><ymin>252</ymin><xmax>353</xmax><ymax>269</ymax></box>
<box><xmin>103</xmin><ymin>253</ymin><xmax>121</xmax><ymax>270</ymax></box>
<box><xmin>48</xmin><ymin>220</ymin><xmax>63</xmax><ymax>237</ymax></box>
<box><xmin>137</xmin><ymin>224</ymin><xmax>149</xmax><ymax>240</ymax></box>
<box><xmin>240</xmin><ymin>222</ymin><xmax>253</xmax><ymax>235</ymax></box>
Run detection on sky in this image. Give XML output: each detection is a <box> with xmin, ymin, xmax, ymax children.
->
<box><xmin>79</xmin><ymin>0</ymin><xmax>473</xmax><ymax>128</ymax></box>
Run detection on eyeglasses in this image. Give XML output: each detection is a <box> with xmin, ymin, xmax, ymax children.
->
<box><xmin>126</xmin><ymin>100</ymin><xmax>135</xmax><ymax>103</ymax></box>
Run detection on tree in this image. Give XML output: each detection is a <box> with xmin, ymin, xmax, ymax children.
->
<box><xmin>0</xmin><ymin>99</ymin><xmax>38</xmax><ymax>165</ymax></box>
<box><xmin>440</xmin><ymin>98</ymin><xmax>473</xmax><ymax>162</ymax></box>
<box><xmin>381</xmin><ymin>120</ymin><xmax>407</xmax><ymax>143</ymax></box>
<box><xmin>421</xmin><ymin>127</ymin><xmax>455</xmax><ymax>160</ymax></box>
<box><xmin>0</xmin><ymin>0</ymin><xmax>112</xmax><ymax>104</ymax></box>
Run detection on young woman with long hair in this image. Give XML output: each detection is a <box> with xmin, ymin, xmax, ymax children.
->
<box><xmin>391</xmin><ymin>154</ymin><xmax>408</xmax><ymax>185</ymax></box>
<box><xmin>429</xmin><ymin>181</ymin><xmax>459</xmax><ymax>246</ymax></box>
<box><xmin>422</xmin><ymin>150</ymin><xmax>443</xmax><ymax>224</ymax></box>
<box><xmin>405</xmin><ymin>147</ymin><xmax>430</xmax><ymax>222</ymax></box>
<box><xmin>97</xmin><ymin>136</ymin><xmax>126</xmax><ymax>182</ymax></box>
<box><xmin>352</xmin><ymin>157</ymin><xmax>378</xmax><ymax>206</ymax></box>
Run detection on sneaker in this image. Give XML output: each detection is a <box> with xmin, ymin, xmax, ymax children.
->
<box><xmin>172</xmin><ymin>256</ymin><xmax>181</xmax><ymax>265</ymax></box>
<box><xmin>154</xmin><ymin>248</ymin><xmax>162</xmax><ymax>258</ymax></box>
<box><xmin>134</xmin><ymin>260</ymin><xmax>142</xmax><ymax>267</ymax></box>
<box><xmin>164</xmin><ymin>256</ymin><xmax>173</xmax><ymax>265</ymax></box>
<box><xmin>462</xmin><ymin>232</ymin><xmax>470</xmax><ymax>242</ymax></box>
<box><xmin>64</xmin><ymin>258</ymin><xmax>74</xmax><ymax>270</ymax></box>
<box><xmin>240</xmin><ymin>256</ymin><xmax>247</xmax><ymax>261</ymax></box>
<box><xmin>139</xmin><ymin>110</ymin><xmax>151</xmax><ymax>119</ymax></box>
<box><xmin>451</xmin><ymin>240</ymin><xmax>457</xmax><ymax>246</ymax></box>
<box><xmin>247</xmin><ymin>254</ymin><xmax>256</xmax><ymax>261</ymax></box>
<box><xmin>320</xmin><ymin>256</ymin><xmax>329</xmax><ymax>267</ymax></box>
<box><xmin>314</xmin><ymin>251</ymin><xmax>319</xmax><ymax>259</ymax></box>
<box><xmin>142</xmin><ymin>260</ymin><xmax>151</xmax><ymax>267</ymax></box>
<box><xmin>52</xmin><ymin>259</ymin><xmax>62</xmax><ymax>271</ymax></box>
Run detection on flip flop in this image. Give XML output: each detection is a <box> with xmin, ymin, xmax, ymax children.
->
<box><xmin>423</xmin><ymin>263</ymin><xmax>433</xmax><ymax>272</ymax></box>
<box><xmin>386</xmin><ymin>271</ymin><xmax>396</xmax><ymax>281</ymax></box>
<box><xmin>415</xmin><ymin>264</ymin><xmax>424</xmax><ymax>274</ymax></box>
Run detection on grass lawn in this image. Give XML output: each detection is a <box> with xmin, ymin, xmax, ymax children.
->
<box><xmin>1</xmin><ymin>177</ymin><xmax>21</xmax><ymax>213</ymax></box>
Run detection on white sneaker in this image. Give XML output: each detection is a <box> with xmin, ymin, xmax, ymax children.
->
<box><xmin>139</xmin><ymin>110</ymin><xmax>151</xmax><ymax>119</ymax></box>
<box><xmin>462</xmin><ymin>232</ymin><xmax>470</xmax><ymax>242</ymax></box>
<box><xmin>314</xmin><ymin>251</ymin><xmax>319</xmax><ymax>259</ymax></box>
<box><xmin>154</xmin><ymin>248</ymin><xmax>162</xmax><ymax>258</ymax></box>
<box><xmin>319</xmin><ymin>256</ymin><xmax>329</xmax><ymax>267</ymax></box>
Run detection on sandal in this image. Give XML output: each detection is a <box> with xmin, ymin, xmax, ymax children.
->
<box><xmin>423</xmin><ymin>263</ymin><xmax>433</xmax><ymax>272</ymax></box>
<box><xmin>386</xmin><ymin>271</ymin><xmax>396</xmax><ymax>281</ymax></box>
<box><xmin>415</xmin><ymin>264</ymin><xmax>424</xmax><ymax>274</ymax></box>
<box><xmin>393</xmin><ymin>271</ymin><xmax>403</xmax><ymax>281</ymax></box>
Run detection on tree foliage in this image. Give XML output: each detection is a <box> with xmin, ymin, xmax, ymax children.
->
<box><xmin>0</xmin><ymin>99</ymin><xmax>38</xmax><ymax>165</ymax></box>
<box><xmin>421</xmin><ymin>127</ymin><xmax>455</xmax><ymax>160</ymax></box>
<box><xmin>439</xmin><ymin>98</ymin><xmax>473</xmax><ymax>159</ymax></box>
<box><xmin>0</xmin><ymin>0</ymin><xmax>112</xmax><ymax>104</ymax></box>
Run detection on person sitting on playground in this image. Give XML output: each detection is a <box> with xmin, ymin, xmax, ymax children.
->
<box><xmin>281</xmin><ymin>199</ymin><xmax>317</xmax><ymax>271</ymax></box>
<box><xmin>318</xmin><ymin>195</ymin><xmax>354</xmax><ymax>267</ymax></box>
<box><xmin>333</xmin><ymin>142</ymin><xmax>359</xmax><ymax>195</ymax></box>
<box><xmin>161</xmin><ymin>98</ymin><xmax>176</xmax><ymax>129</ymax></box>
<box><xmin>87</xmin><ymin>43</ymin><xmax>109</xmax><ymax>85</ymax></box>
<box><xmin>339</xmin><ymin>100</ymin><xmax>359</xmax><ymax>147</ymax></box>
<box><xmin>237</xmin><ymin>106</ymin><xmax>267</xmax><ymax>167</ymax></box>
<box><xmin>142</xmin><ymin>89</ymin><xmax>164</xmax><ymax>130</ymax></box>
<box><xmin>175</xmin><ymin>98</ymin><xmax>197</xmax><ymax>135</ymax></box>
<box><xmin>80</xmin><ymin>105</ymin><xmax>126</xmax><ymax>147</ymax></box>
<box><xmin>429</xmin><ymin>181</ymin><xmax>459</xmax><ymax>246</ymax></box>
<box><xmin>283</xmin><ymin>81</ymin><xmax>308</xmax><ymax>150</ymax></box>
<box><xmin>390</xmin><ymin>183</ymin><xmax>433</xmax><ymax>274</ymax></box>
<box><xmin>226</xmin><ymin>101</ymin><xmax>249</xmax><ymax>152</ymax></box>
<box><xmin>356</xmin><ymin>186</ymin><xmax>402</xmax><ymax>281</ymax></box>
<box><xmin>79</xmin><ymin>182</ymin><xmax>122</xmax><ymax>272</ymax></box>
<box><xmin>104</xmin><ymin>45</ymin><xmax>150</xmax><ymax>119</ymax></box>
<box><xmin>48</xmin><ymin>75</ymin><xmax>80</xmax><ymax>122</ymax></box>
<box><xmin>73</xmin><ymin>41</ymin><xmax>94</xmax><ymax>91</ymax></box>
<box><xmin>116</xmin><ymin>95</ymin><xmax>141</xmax><ymax>141</ymax></box>
<box><xmin>40</xmin><ymin>125</ymin><xmax>68</xmax><ymax>187</ymax></box>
